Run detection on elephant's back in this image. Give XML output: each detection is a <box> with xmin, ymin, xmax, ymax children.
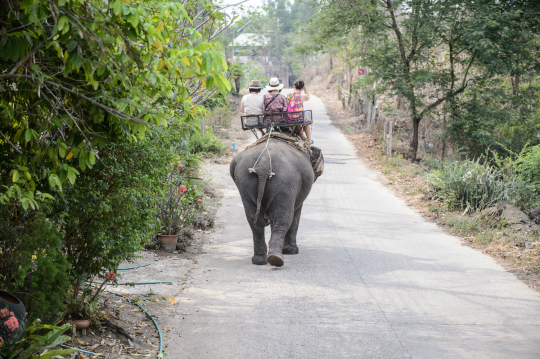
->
<box><xmin>233</xmin><ymin>139</ymin><xmax>313</xmax><ymax>184</ymax></box>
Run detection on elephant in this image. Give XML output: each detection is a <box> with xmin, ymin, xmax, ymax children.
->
<box><xmin>230</xmin><ymin>138</ymin><xmax>314</xmax><ymax>267</ymax></box>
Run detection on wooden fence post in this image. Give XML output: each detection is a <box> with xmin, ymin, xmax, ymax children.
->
<box><xmin>367</xmin><ymin>101</ymin><xmax>372</xmax><ymax>131</ymax></box>
<box><xmin>388</xmin><ymin>123</ymin><xmax>393</xmax><ymax>159</ymax></box>
<box><xmin>382</xmin><ymin>119</ymin><xmax>387</xmax><ymax>154</ymax></box>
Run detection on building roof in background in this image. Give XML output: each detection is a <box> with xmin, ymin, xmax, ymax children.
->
<box><xmin>230</xmin><ymin>33</ymin><xmax>268</xmax><ymax>47</ymax></box>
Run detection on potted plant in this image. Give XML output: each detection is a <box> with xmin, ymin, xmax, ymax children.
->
<box><xmin>157</xmin><ymin>163</ymin><xmax>198</xmax><ymax>252</ymax></box>
<box><xmin>64</xmin><ymin>271</ymin><xmax>116</xmax><ymax>329</ymax></box>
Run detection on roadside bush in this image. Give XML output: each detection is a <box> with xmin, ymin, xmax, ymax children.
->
<box><xmin>0</xmin><ymin>215</ymin><xmax>70</xmax><ymax>322</ymax></box>
<box><xmin>427</xmin><ymin>159</ymin><xmax>534</xmax><ymax>212</ymax></box>
<box><xmin>420</xmin><ymin>156</ymin><xmax>443</xmax><ymax>170</ymax></box>
<box><xmin>188</xmin><ymin>131</ymin><xmax>227</xmax><ymax>156</ymax></box>
<box><xmin>515</xmin><ymin>145</ymin><xmax>540</xmax><ymax>193</ymax></box>
<box><xmin>50</xmin><ymin>127</ymin><xmax>182</xmax><ymax>316</ymax></box>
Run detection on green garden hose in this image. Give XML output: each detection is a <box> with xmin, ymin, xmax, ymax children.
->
<box><xmin>117</xmin><ymin>263</ymin><xmax>152</xmax><ymax>270</ymax></box>
<box><xmin>107</xmin><ymin>290</ymin><xmax>163</xmax><ymax>356</ymax></box>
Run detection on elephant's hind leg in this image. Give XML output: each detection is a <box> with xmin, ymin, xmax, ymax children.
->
<box><xmin>283</xmin><ymin>205</ymin><xmax>302</xmax><ymax>255</ymax></box>
<box><xmin>239</xmin><ymin>190</ymin><xmax>268</xmax><ymax>265</ymax></box>
<box><xmin>250</xmin><ymin>220</ymin><xmax>267</xmax><ymax>265</ymax></box>
<box><xmin>247</xmin><ymin>207</ymin><xmax>268</xmax><ymax>265</ymax></box>
<box><xmin>267</xmin><ymin>225</ymin><xmax>287</xmax><ymax>267</ymax></box>
<box><xmin>267</xmin><ymin>207</ymin><xmax>295</xmax><ymax>267</ymax></box>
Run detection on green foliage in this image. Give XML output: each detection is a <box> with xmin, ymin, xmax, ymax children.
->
<box><xmin>0</xmin><ymin>320</ymin><xmax>75</xmax><ymax>359</ymax></box>
<box><xmin>427</xmin><ymin>159</ymin><xmax>535</xmax><ymax>212</ymax></box>
<box><xmin>0</xmin><ymin>0</ymin><xmax>232</xmax><ymax>327</ymax></box>
<box><xmin>515</xmin><ymin>146</ymin><xmax>540</xmax><ymax>193</ymax></box>
<box><xmin>447</xmin><ymin>80</ymin><xmax>540</xmax><ymax>158</ymax></box>
<box><xmin>0</xmin><ymin>216</ymin><xmax>70</xmax><ymax>322</ymax></box>
<box><xmin>302</xmin><ymin>0</ymin><xmax>540</xmax><ymax>160</ymax></box>
<box><xmin>420</xmin><ymin>156</ymin><xmax>443</xmax><ymax>170</ymax></box>
<box><xmin>50</xmin><ymin>127</ymin><xmax>181</xmax><ymax>279</ymax></box>
<box><xmin>188</xmin><ymin>131</ymin><xmax>227</xmax><ymax>156</ymax></box>
<box><xmin>0</xmin><ymin>0</ymin><xmax>233</xmax><ymax>205</ymax></box>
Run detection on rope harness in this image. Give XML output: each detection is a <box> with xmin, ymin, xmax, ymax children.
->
<box><xmin>248</xmin><ymin>124</ymin><xmax>276</xmax><ymax>178</ymax></box>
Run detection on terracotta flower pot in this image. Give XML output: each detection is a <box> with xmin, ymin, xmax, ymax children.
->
<box><xmin>72</xmin><ymin>319</ymin><xmax>91</xmax><ymax>330</ymax></box>
<box><xmin>159</xmin><ymin>234</ymin><xmax>178</xmax><ymax>252</ymax></box>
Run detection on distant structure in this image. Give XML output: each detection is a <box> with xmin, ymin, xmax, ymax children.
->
<box><xmin>230</xmin><ymin>33</ymin><xmax>269</xmax><ymax>64</ymax></box>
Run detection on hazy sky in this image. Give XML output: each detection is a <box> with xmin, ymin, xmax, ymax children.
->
<box><xmin>217</xmin><ymin>0</ymin><xmax>266</xmax><ymax>16</ymax></box>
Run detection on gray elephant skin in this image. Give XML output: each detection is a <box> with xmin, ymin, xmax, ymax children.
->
<box><xmin>230</xmin><ymin>140</ymin><xmax>313</xmax><ymax>267</ymax></box>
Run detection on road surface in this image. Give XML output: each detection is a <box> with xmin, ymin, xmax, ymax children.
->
<box><xmin>164</xmin><ymin>95</ymin><xmax>540</xmax><ymax>358</ymax></box>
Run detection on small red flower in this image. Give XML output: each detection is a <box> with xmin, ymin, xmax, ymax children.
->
<box><xmin>179</xmin><ymin>185</ymin><xmax>187</xmax><ymax>194</ymax></box>
<box><xmin>0</xmin><ymin>309</ymin><xmax>7</xmax><ymax>319</ymax></box>
<box><xmin>4</xmin><ymin>316</ymin><xmax>19</xmax><ymax>332</ymax></box>
<box><xmin>176</xmin><ymin>162</ymin><xmax>183</xmax><ymax>171</ymax></box>
<box><xmin>197</xmin><ymin>198</ymin><xmax>202</xmax><ymax>204</ymax></box>
<box><xmin>105</xmin><ymin>271</ymin><xmax>116</xmax><ymax>281</ymax></box>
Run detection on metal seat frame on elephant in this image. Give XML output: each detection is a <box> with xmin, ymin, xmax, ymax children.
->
<box><xmin>241</xmin><ymin>110</ymin><xmax>313</xmax><ymax>131</ymax></box>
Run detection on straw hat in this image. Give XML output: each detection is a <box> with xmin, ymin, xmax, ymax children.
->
<box><xmin>248</xmin><ymin>80</ymin><xmax>262</xmax><ymax>89</ymax></box>
<box><xmin>265</xmin><ymin>77</ymin><xmax>284</xmax><ymax>91</ymax></box>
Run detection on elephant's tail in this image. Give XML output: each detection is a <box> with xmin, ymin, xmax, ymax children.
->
<box><xmin>254</xmin><ymin>171</ymin><xmax>268</xmax><ymax>225</ymax></box>
<box><xmin>253</xmin><ymin>170</ymin><xmax>273</xmax><ymax>225</ymax></box>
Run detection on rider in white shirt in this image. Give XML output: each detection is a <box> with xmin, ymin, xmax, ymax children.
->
<box><xmin>241</xmin><ymin>80</ymin><xmax>265</xmax><ymax>135</ymax></box>
<box><xmin>241</xmin><ymin>80</ymin><xmax>264</xmax><ymax>115</ymax></box>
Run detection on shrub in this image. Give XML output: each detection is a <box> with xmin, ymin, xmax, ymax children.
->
<box><xmin>427</xmin><ymin>159</ymin><xmax>534</xmax><ymax>212</ymax></box>
<box><xmin>420</xmin><ymin>156</ymin><xmax>443</xmax><ymax>170</ymax></box>
<box><xmin>515</xmin><ymin>145</ymin><xmax>540</xmax><ymax>193</ymax></box>
<box><xmin>0</xmin><ymin>215</ymin><xmax>70</xmax><ymax>322</ymax></box>
<box><xmin>48</xmin><ymin>127</ymin><xmax>183</xmax><ymax>315</ymax></box>
<box><xmin>188</xmin><ymin>131</ymin><xmax>226</xmax><ymax>156</ymax></box>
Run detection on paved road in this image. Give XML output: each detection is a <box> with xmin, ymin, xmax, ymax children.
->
<box><xmin>166</xmin><ymin>95</ymin><xmax>540</xmax><ymax>358</ymax></box>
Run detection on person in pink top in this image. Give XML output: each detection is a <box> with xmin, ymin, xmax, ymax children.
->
<box><xmin>286</xmin><ymin>79</ymin><xmax>311</xmax><ymax>141</ymax></box>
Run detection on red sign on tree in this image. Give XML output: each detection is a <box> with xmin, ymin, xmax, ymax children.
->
<box><xmin>358</xmin><ymin>68</ymin><xmax>365</xmax><ymax>75</ymax></box>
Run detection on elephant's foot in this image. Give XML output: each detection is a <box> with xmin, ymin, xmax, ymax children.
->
<box><xmin>267</xmin><ymin>254</ymin><xmax>284</xmax><ymax>267</ymax></box>
<box><xmin>282</xmin><ymin>245</ymin><xmax>299</xmax><ymax>255</ymax></box>
<box><xmin>252</xmin><ymin>255</ymin><xmax>268</xmax><ymax>265</ymax></box>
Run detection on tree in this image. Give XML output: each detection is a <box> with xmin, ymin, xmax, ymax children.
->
<box><xmin>0</xmin><ymin>0</ymin><xmax>233</xmax><ymax>207</ymax></box>
<box><xmin>304</xmin><ymin>0</ymin><xmax>540</xmax><ymax>161</ymax></box>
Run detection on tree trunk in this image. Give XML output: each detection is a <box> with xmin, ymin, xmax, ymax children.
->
<box><xmin>410</xmin><ymin>115</ymin><xmax>421</xmax><ymax>161</ymax></box>
<box><xmin>441</xmin><ymin>114</ymin><xmax>447</xmax><ymax>162</ymax></box>
<box><xmin>234</xmin><ymin>76</ymin><xmax>241</xmax><ymax>94</ymax></box>
<box><xmin>511</xmin><ymin>74</ymin><xmax>520</xmax><ymax>96</ymax></box>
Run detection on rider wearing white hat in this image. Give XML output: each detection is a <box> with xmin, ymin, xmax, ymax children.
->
<box><xmin>265</xmin><ymin>77</ymin><xmax>285</xmax><ymax>92</ymax></box>
<box><xmin>263</xmin><ymin>77</ymin><xmax>288</xmax><ymax>127</ymax></box>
